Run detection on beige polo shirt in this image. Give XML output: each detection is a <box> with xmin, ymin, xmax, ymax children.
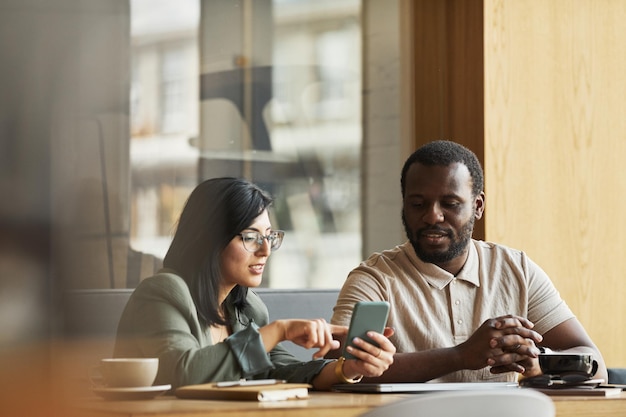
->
<box><xmin>331</xmin><ymin>240</ymin><xmax>575</xmax><ymax>382</ymax></box>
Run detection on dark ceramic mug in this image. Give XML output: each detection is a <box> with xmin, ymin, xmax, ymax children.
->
<box><xmin>538</xmin><ymin>352</ymin><xmax>598</xmax><ymax>383</ymax></box>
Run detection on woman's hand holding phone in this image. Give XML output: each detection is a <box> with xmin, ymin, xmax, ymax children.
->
<box><xmin>340</xmin><ymin>326</ymin><xmax>396</xmax><ymax>381</ymax></box>
<box><xmin>335</xmin><ymin>301</ymin><xmax>396</xmax><ymax>382</ymax></box>
<box><xmin>342</xmin><ymin>301</ymin><xmax>390</xmax><ymax>359</ymax></box>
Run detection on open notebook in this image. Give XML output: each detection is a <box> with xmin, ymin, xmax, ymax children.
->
<box><xmin>333</xmin><ymin>381</ymin><xmax>519</xmax><ymax>393</ymax></box>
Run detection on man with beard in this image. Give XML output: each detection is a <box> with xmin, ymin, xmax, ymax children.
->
<box><xmin>330</xmin><ymin>140</ymin><xmax>607</xmax><ymax>383</ymax></box>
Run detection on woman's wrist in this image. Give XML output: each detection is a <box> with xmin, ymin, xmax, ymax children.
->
<box><xmin>259</xmin><ymin>320</ymin><xmax>286</xmax><ymax>351</ymax></box>
<box><xmin>334</xmin><ymin>356</ymin><xmax>363</xmax><ymax>384</ymax></box>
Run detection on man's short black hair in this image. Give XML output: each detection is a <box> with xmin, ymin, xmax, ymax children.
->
<box><xmin>401</xmin><ymin>140</ymin><xmax>484</xmax><ymax>197</ymax></box>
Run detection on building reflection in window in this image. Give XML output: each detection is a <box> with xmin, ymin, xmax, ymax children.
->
<box><xmin>129</xmin><ymin>0</ymin><xmax>361</xmax><ymax>288</ymax></box>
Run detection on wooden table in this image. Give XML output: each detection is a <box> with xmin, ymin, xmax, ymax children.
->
<box><xmin>73</xmin><ymin>392</ymin><xmax>405</xmax><ymax>417</ymax></box>
<box><xmin>72</xmin><ymin>391</ymin><xmax>626</xmax><ymax>417</ymax></box>
<box><xmin>551</xmin><ymin>393</ymin><xmax>626</xmax><ymax>417</ymax></box>
<box><xmin>5</xmin><ymin>342</ymin><xmax>625</xmax><ymax>417</ymax></box>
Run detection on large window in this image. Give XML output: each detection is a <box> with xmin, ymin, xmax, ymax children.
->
<box><xmin>129</xmin><ymin>0</ymin><xmax>361</xmax><ymax>288</ymax></box>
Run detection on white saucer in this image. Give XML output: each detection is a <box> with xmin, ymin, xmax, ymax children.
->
<box><xmin>93</xmin><ymin>384</ymin><xmax>171</xmax><ymax>400</ymax></box>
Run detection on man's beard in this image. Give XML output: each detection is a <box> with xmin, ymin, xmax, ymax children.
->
<box><xmin>402</xmin><ymin>212</ymin><xmax>475</xmax><ymax>265</ymax></box>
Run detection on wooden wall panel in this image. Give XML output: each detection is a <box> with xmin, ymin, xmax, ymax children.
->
<box><xmin>409</xmin><ymin>0</ymin><xmax>626</xmax><ymax>367</ymax></box>
<box><xmin>483</xmin><ymin>0</ymin><xmax>626</xmax><ymax>366</ymax></box>
<box><xmin>412</xmin><ymin>0</ymin><xmax>485</xmax><ymax>240</ymax></box>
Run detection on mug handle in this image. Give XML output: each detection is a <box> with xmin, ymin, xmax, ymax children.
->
<box><xmin>591</xmin><ymin>360</ymin><xmax>599</xmax><ymax>376</ymax></box>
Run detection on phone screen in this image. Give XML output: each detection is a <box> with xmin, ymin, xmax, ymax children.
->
<box><xmin>342</xmin><ymin>301</ymin><xmax>390</xmax><ymax>360</ymax></box>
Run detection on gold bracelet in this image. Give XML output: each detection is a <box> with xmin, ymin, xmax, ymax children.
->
<box><xmin>334</xmin><ymin>356</ymin><xmax>363</xmax><ymax>384</ymax></box>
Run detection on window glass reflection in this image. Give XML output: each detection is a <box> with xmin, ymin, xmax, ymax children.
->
<box><xmin>129</xmin><ymin>0</ymin><xmax>361</xmax><ymax>288</ymax></box>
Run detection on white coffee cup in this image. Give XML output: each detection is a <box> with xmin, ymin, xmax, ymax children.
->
<box><xmin>94</xmin><ymin>358</ymin><xmax>159</xmax><ymax>388</ymax></box>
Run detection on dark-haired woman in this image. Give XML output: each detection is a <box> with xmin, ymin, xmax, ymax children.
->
<box><xmin>114</xmin><ymin>177</ymin><xmax>395</xmax><ymax>390</ymax></box>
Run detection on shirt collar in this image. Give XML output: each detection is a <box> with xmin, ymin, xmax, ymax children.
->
<box><xmin>404</xmin><ymin>240</ymin><xmax>480</xmax><ymax>289</ymax></box>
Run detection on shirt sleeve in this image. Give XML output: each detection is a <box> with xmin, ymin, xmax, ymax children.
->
<box><xmin>331</xmin><ymin>264</ymin><xmax>387</xmax><ymax>326</ymax></box>
<box><xmin>225</xmin><ymin>320</ymin><xmax>274</xmax><ymax>377</ymax></box>
<box><xmin>524</xmin><ymin>255</ymin><xmax>575</xmax><ymax>334</ymax></box>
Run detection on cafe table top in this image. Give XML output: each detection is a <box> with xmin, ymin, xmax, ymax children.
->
<box><xmin>71</xmin><ymin>390</ymin><xmax>626</xmax><ymax>417</ymax></box>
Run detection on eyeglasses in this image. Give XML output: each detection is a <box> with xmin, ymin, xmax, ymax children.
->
<box><xmin>238</xmin><ymin>230</ymin><xmax>285</xmax><ymax>252</ymax></box>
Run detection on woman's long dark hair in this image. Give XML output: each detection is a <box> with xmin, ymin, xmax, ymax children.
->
<box><xmin>162</xmin><ymin>177</ymin><xmax>273</xmax><ymax>327</ymax></box>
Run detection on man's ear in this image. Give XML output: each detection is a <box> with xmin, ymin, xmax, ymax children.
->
<box><xmin>474</xmin><ymin>191</ymin><xmax>485</xmax><ymax>220</ymax></box>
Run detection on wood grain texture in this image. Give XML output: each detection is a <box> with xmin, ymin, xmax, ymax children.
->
<box><xmin>484</xmin><ymin>0</ymin><xmax>626</xmax><ymax>367</ymax></box>
<box><xmin>411</xmin><ymin>0</ymin><xmax>485</xmax><ymax>240</ymax></box>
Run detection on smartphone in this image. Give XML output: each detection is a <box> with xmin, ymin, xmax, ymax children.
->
<box><xmin>342</xmin><ymin>301</ymin><xmax>390</xmax><ymax>360</ymax></box>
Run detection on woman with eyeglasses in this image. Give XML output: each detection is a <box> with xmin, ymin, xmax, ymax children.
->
<box><xmin>114</xmin><ymin>177</ymin><xmax>395</xmax><ymax>390</ymax></box>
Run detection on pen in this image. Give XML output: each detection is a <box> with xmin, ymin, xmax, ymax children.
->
<box><xmin>216</xmin><ymin>379</ymin><xmax>285</xmax><ymax>387</ymax></box>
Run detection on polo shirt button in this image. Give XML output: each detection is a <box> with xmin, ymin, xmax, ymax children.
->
<box><xmin>455</xmin><ymin>300</ymin><xmax>460</xmax><ymax>305</ymax></box>
<box><xmin>457</xmin><ymin>319</ymin><xmax>463</xmax><ymax>325</ymax></box>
